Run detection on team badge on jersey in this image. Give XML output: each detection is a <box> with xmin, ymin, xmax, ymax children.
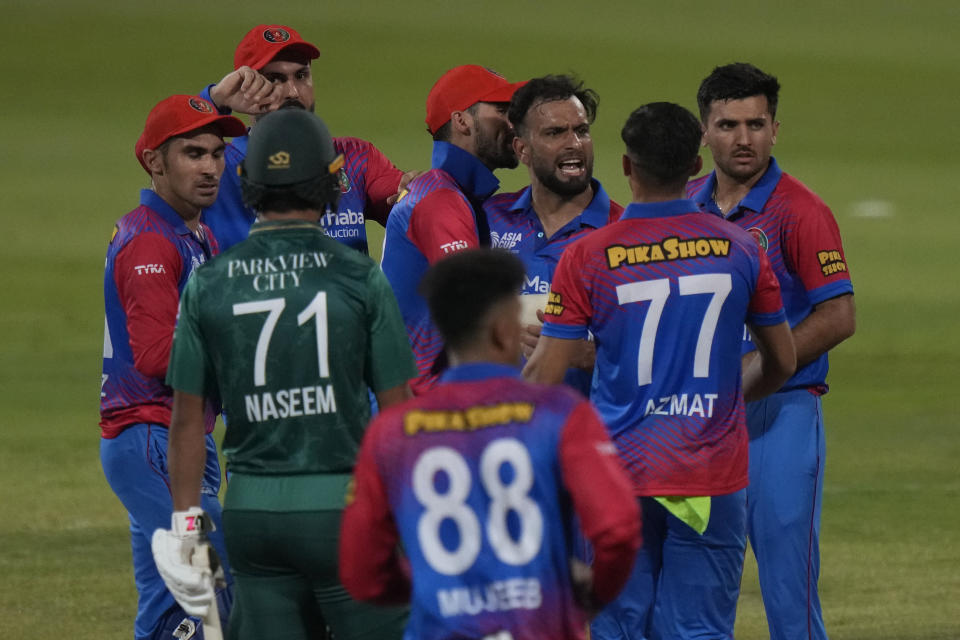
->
<box><xmin>263</xmin><ymin>28</ymin><xmax>291</xmax><ymax>43</ymax></box>
<box><xmin>747</xmin><ymin>227</ymin><xmax>769</xmax><ymax>251</ymax></box>
<box><xmin>338</xmin><ymin>168</ymin><xmax>351</xmax><ymax>194</ymax></box>
<box><xmin>188</xmin><ymin>97</ymin><xmax>214</xmax><ymax>114</ymax></box>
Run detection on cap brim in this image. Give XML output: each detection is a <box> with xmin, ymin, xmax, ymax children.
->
<box><xmin>168</xmin><ymin>114</ymin><xmax>248</xmax><ymax>141</ymax></box>
<box><xmin>249</xmin><ymin>42</ymin><xmax>321</xmax><ymax>70</ymax></box>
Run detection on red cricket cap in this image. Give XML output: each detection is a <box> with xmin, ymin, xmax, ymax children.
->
<box><xmin>134</xmin><ymin>95</ymin><xmax>247</xmax><ymax>173</ymax></box>
<box><xmin>425</xmin><ymin>65</ymin><xmax>526</xmax><ymax>134</ymax></box>
<box><xmin>234</xmin><ymin>25</ymin><xmax>320</xmax><ymax>71</ymax></box>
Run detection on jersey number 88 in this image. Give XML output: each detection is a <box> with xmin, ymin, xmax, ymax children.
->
<box><xmin>412</xmin><ymin>438</ymin><xmax>544</xmax><ymax>576</ymax></box>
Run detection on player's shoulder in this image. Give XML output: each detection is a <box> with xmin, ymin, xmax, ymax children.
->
<box><xmin>686</xmin><ymin>173</ymin><xmax>711</xmax><ymax>197</ymax></box>
<box><xmin>110</xmin><ymin>205</ymin><xmax>173</xmax><ymax>249</ymax></box>
<box><xmin>771</xmin><ymin>171</ymin><xmax>832</xmax><ymax>216</ymax></box>
<box><xmin>333</xmin><ymin>135</ymin><xmax>376</xmax><ymax>156</ymax></box>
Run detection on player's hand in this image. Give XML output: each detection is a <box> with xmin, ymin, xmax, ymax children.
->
<box><xmin>387</xmin><ymin>170</ymin><xmax>423</xmax><ymax>205</ymax></box>
<box><xmin>571</xmin><ymin>337</ymin><xmax>596</xmax><ymax>371</ymax></box>
<box><xmin>151</xmin><ymin>507</ymin><xmax>217</xmax><ymax>617</ymax></box>
<box><xmin>569</xmin><ymin>557</ymin><xmax>600</xmax><ymax>619</ymax></box>
<box><xmin>209</xmin><ymin>66</ymin><xmax>285</xmax><ymax>115</ymax></box>
<box><xmin>520</xmin><ymin>321</ymin><xmax>542</xmax><ymax>360</ymax></box>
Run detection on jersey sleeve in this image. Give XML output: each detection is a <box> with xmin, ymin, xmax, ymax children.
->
<box><xmin>558</xmin><ymin>400</ymin><xmax>641</xmax><ymax>606</ymax></box>
<box><xmin>747</xmin><ymin>246</ymin><xmax>787</xmax><ymax>326</ymax></box>
<box><xmin>355</xmin><ymin>139</ymin><xmax>403</xmax><ymax>226</ymax></box>
<box><xmin>166</xmin><ymin>274</ymin><xmax>216</xmax><ymax>396</ymax></box>
<box><xmin>783</xmin><ymin>200</ymin><xmax>854</xmax><ymax>305</ymax></box>
<box><xmin>408</xmin><ymin>189</ymin><xmax>480</xmax><ymax>263</ymax></box>
<box><xmin>540</xmin><ymin>243</ymin><xmax>591</xmax><ymax>340</ymax></box>
<box><xmin>114</xmin><ymin>233</ymin><xmax>184</xmax><ymax>379</ymax></box>
<box><xmin>364</xmin><ymin>267</ymin><xmax>418</xmax><ymax>392</ymax></box>
<box><xmin>339</xmin><ymin>419</ymin><xmax>412</xmax><ymax>605</ymax></box>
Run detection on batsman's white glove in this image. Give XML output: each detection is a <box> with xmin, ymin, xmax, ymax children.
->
<box><xmin>151</xmin><ymin>507</ymin><xmax>219</xmax><ymax>618</ymax></box>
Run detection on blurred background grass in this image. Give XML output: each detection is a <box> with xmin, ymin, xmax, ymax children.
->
<box><xmin>1</xmin><ymin>1</ymin><xmax>958</xmax><ymax>637</ymax></box>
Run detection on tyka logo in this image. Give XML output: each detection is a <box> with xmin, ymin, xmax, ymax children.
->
<box><xmin>134</xmin><ymin>264</ymin><xmax>166</xmax><ymax>275</ymax></box>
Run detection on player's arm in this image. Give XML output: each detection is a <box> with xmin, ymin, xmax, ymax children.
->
<box><xmin>365</xmin><ymin>268</ymin><xmax>418</xmax><ymax>407</ymax></box>
<box><xmin>520</xmin><ymin>309</ymin><xmax>595</xmax><ymax>371</ymax></box>
<box><xmin>339</xmin><ymin>422</ymin><xmax>411</xmax><ymax>605</ymax></box>
<box><xmin>408</xmin><ymin>190</ymin><xmax>481</xmax><ymax>263</ymax></box>
<box><xmin>742</xmin><ymin>246</ymin><xmax>796</xmax><ymax>401</ymax></box>
<box><xmin>206</xmin><ymin>66</ymin><xmax>284</xmax><ymax>115</ymax></box>
<box><xmin>743</xmin><ymin>321</ymin><xmax>796</xmax><ymax>402</ymax></box>
<box><xmin>784</xmin><ymin>200</ymin><xmax>856</xmax><ymax>366</ymax></box>
<box><xmin>791</xmin><ymin>293</ymin><xmax>855</xmax><ymax>368</ymax></box>
<box><xmin>523</xmin><ymin>335</ymin><xmax>581</xmax><ymax>384</ymax></box>
<box><xmin>114</xmin><ymin>234</ymin><xmax>184</xmax><ymax>378</ymax></box>
<box><xmin>559</xmin><ymin>401</ymin><xmax>641</xmax><ymax>612</ymax></box>
<box><xmin>167</xmin><ymin>390</ymin><xmax>209</xmax><ymax>510</ymax></box>
<box><xmin>345</xmin><ymin>138</ymin><xmax>412</xmax><ymax>225</ymax></box>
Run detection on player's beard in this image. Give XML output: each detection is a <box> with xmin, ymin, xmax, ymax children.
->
<box><xmin>474</xmin><ymin>121</ymin><xmax>518</xmax><ymax>170</ymax></box>
<box><xmin>254</xmin><ymin>99</ymin><xmax>314</xmax><ymax>123</ymax></box>
<box><xmin>531</xmin><ymin>153</ymin><xmax>593</xmax><ymax>198</ymax></box>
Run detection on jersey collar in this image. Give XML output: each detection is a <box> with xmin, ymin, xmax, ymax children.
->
<box><xmin>140</xmin><ymin>189</ymin><xmax>195</xmax><ymax>236</ymax></box>
<box><xmin>431</xmin><ymin>141</ymin><xmax>501</xmax><ymax>201</ymax></box>
<box><xmin>690</xmin><ymin>157</ymin><xmax>783</xmax><ymax>220</ymax></box>
<box><xmin>620</xmin><ymin>198</ymin><xmax>699</xmax><ymax>220</ymax></box>
<box><xmin>249</xmin><ymin>218</ymin><xmax>324</xmax><ymax>235</ymax></box>
<box><xmin>509</xmin><ymin>178</ymin><xmax>611</xmax><ymax>230</ymax></box>
<box><xmin>439</xmin><ymin>362</ymin><xmax>522</xmax><ymax>384</ymax></box>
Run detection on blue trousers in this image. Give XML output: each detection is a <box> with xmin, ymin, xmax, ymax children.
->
<box><xmin>591</xmin><ymin>491</ymin><xmax>747</xmax><ymax>640</ymax></box>
<box><xmin>747</xmin><ymin>389</ymin><xmax>827</xmax><ymax>640</ymax></box>
<box><xmin>101</xmin><ymin>423</ymin><xmax>232</xmax><ymax>640</ymax></box>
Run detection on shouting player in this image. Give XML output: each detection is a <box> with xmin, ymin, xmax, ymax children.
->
<box><xmin>99</xmin><ymin>95</ymin><xmax>245</xmax><ymax>639</ymax></box>
<box><xmin>380</xmin><ymin>64</ymin><xmax>525</xmax><ymax>393</ymax></box>
<box><xmin>525</xmin><ymin>102</ymin><xmax>796</xmax><ymax>638</ymax></box>
<box><xmin>689</xmin><ymin>62</ymin><xmax>856</xmax><ymax>640</ymax></box>
<box><xmin>199</xmin><ymin>24</ymin><xmax>415</xmax><ymax>254</ymax></box>
<box><xmin>340</xmin><ymin>248</ymin><xmax>641</xmax><ymax>640</ymax></box>
<box><xmin>152</xmin><ymin>109</ymin><xmax>416</xmax><ymax>639</ymax></box>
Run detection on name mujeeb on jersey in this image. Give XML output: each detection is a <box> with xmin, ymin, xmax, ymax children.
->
<box><xmin>606</xmin><ymin>236</ymin><xmax>731</xmax><ymax>269</ymax></box>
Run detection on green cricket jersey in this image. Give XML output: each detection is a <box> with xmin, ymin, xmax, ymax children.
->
<box><xmin>167</xmin><ymin>219</ymin><xmax>416</xmax><ymax>476</ymax></box>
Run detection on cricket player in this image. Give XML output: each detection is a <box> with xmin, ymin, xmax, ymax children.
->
<box><xmin>152</xmin><ymin>108</ymin><xmax>416</xmax><ymax>639</ymax></box>
<box><xmin>99</xmin><ymin>94</ymin><xmax>245</xmax><ymax>639</ymax></box>
<box><xmin>198</xmin><ymin>24</ymin><xmax>415</xmax><ymax>253</ymax></box>
<box><xmin>484</xmin><ymin>74</ymin><xmax>623</xmax><ymax>394</ymax></box>
<box><xmin>689</xmin><ymin>62</ymin><xmax>856</xmax><ymax>640</ymax></box>
<box><xmin>525</xmin><ymin>102</ymin><xmax>797</xmax><ymax>639</ymax></box>
<box><xmin>380</xmin><ymin>64</ymin><xmax>525</xmax><ymax>394</ymax></box>
<box><xmin>340</xmin><ymin>248</ymin><xmax>641</xmax><ymax>640</ymax></box>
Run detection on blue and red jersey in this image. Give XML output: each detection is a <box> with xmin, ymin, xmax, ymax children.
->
<box><xmin>687</xmin><ymin>158</ymin><xmax>853</xmax><ymax>393</ymax></box>
<box><xmin>340</xmin><ymin>363</ymin><xmax>640</xmax><ymax>640</ymax></box>
<box><xmin>380</xmin><ymin>142</ymin><xmax>500</xmax><ymax>394</ymax></box>
<box><xmin>100</xmin><ymin>190</ymin><xmax>218</xmax><ymax>438</ymax></box>
<box><xmin>542</xmin><ymin>199</ymin><xmax>786</xmax><ymax>496</ymax></box>
<box><xmin>196</xmin><ymin>87</ymin><xmax>403</xmax><ymax>254</ymax></box>
<box><xmin>485</xmin><ymin>180</ymin><xmax>623</xmax><ymax>394</ymax></box>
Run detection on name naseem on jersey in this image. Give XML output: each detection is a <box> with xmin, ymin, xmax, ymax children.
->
<box><xmin>244</xmin><ymin>384</ymin><xmax>336</xmax><ymax>423</ymax></box>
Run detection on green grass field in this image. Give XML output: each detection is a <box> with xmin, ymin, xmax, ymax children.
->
<box><xmin>2</xmin><ymin>1</ymin><xmax>958</xmax><ymax>637</ymax></box>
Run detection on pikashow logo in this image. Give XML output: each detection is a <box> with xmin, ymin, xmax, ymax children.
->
<box><xmin>817</xmin><ymin>249</ymin><xmax>847</xmax><ymax>277</ymax></box>
<box><xmin>403</xmin><ymin>402</ymin><xmax>535</xmax><ymax>436</ymax></box>
<box><xmin>543</xmin><ymin>292</ymin><xmax>564</xmax><ymax>317</ymax></box>
<box><xmin>263</xmin><ymin>28</ymin><xmax>291</xmax><ymax>43</ymax></box>
<box><xmin>606</xmin><ymin>236</ymin><xmax>731</xmax><ymax>269</ymax></box>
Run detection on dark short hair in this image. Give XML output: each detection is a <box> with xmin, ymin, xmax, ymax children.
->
<box><xmin>419</xmin><ymin>249</ymin><xmax>525</xmax><ymax>351</ymax></box>
<box><xmin>508</xmin><ymin>74</ymin><xmax>598</xmax><ymax>136</ymax></box>
<box><xmin>621</xmin><ymin>102</ymin><xmax>702</xmax><ymax>189</ymax></box>
<box><xmin>696</xmin><ymin>62</ymin><xmax>780</xmax><ymax>121</ymax></box>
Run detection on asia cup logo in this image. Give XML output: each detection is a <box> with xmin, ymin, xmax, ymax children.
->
<box><xmin>747</xmin><ymin>227</ymin><xmax>769</xmax><ymax>251</ymax></box>
<box><xmin>263</xmin><ymin>28</ymin><xmax>291</xmax><ymax>43</ymax></box>
<box><xmin>188</xmin><ymin>97</ymin><xmax>214</xmax><ymax>114</ymax></box>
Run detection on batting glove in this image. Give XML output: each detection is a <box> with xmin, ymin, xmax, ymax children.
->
<box><xmin>151</xmin><ymin>507</ymin><xmax>218</xmax><ymax>618</ymax></box>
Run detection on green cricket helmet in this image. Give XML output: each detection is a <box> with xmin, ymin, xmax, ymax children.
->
<box><xmin>240</xmin><ymin>107</ymin><xmax>344</xmax><ymax>212</ymax></box>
